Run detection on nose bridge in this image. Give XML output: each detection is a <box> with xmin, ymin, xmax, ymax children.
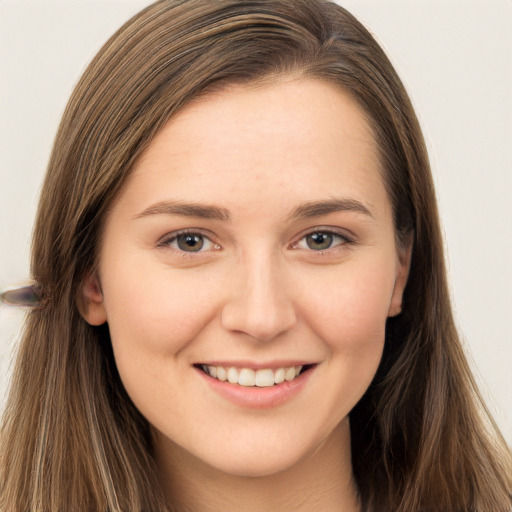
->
<box><xmin>221</xmin><ymin>247</ymin><xmax>297</xmax><ymax>342</ymax></box>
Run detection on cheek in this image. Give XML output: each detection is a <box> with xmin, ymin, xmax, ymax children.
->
<box><xmin>102</xmin><ymin>263</ymin><xmax>223</xmax><ymax>361</ymax></box>
<box><xmin>101</xmin><ymin>266</ymin><xmax>224</xmax><ymax>421</ymax></box>
<box><xmin>300</xmin><ymin>257</ymin><xmax>396</xmax><ymax>347</ymax></box>
<box><xmin>297</xmin><ymin>257</ymin><xmax>395</xmax><ymax>401</ymax></box>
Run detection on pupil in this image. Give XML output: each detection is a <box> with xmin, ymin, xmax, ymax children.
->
<box><xmin>307</xmin><ymin>232</ymin><xmax>332</xmax><ymax>250</ymax></box>
<box><xmin>177</xmin><ymin>234</ymin><xmax>203</xmax><ymax>252</ymax></box>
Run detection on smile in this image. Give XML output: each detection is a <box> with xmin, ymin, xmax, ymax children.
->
<box><xmin>198</xmin><ymin>364</ymin><xmax>311</xmax><ymax>387</ymax></box>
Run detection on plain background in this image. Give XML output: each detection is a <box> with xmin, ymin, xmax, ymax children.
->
<box><xmin>1</xmin><ymin>0</ymin><xmax>511</xmax><ymax>444</ymax></box>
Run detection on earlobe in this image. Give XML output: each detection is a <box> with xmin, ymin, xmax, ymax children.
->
<box><xmin>388</xmin><ymin>239</ymin><xmax>413</xmax><ymax>318</ymax></box>
<box><xmin>80</xmin><ymin>273</ymin><xmax>107</xmax><ymax>326</ymax></box>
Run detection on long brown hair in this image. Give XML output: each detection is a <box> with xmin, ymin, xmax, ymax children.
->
<box><xmin>1</xmin><ymin>1</ymin><xmax>510</xmax><ymax>511</ymax></box>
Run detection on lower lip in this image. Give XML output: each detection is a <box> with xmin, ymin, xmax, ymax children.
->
<box><xmin>195</xmin><ymin>367</ymin><xmax>315</xmax><ymax>409</ymax></box>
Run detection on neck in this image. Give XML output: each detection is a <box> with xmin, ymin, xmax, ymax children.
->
<box><xmin>155</xmin><ymin>419</ymin><xmax>361</xmax><ymax>512</ymax></box>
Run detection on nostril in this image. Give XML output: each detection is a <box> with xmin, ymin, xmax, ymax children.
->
<box><xmin>219</xmin><ymin>262</ymin><xmax>298</xmax><ymax>342</ymax></box>
<box><xmin>220</xmin><ymin>297</ymin><xmax>297</xmax><ymax>342</ymax></box>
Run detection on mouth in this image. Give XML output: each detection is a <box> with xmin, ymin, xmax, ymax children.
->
<box><xmin>194</xmin><ymin>363</ymin><xmax>316</xmax><ymax>387</ymax></box>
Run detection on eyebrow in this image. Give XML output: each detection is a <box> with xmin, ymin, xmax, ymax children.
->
<box><xmin>134</xmin><ymin>197</ymin><xmax>374</xmax><ymax>222</ymax></box>
<box><xmin>134</xmin><ymin>201</ymin><xmax>231</xmax><ymax>221</ymax></box>
<box><xmin>288</xmin><ymin>197</ymin><xmax>374</xmax><ymax>221</ymax></box>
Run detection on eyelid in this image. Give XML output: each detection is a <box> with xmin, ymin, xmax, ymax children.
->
<box><xmin>291</xmin><ymin>227</ymin><xmax>354</xmax><ymax>250</ymax></box>
<box><xmin>156</xmin><ymin>226</ymin><xmax>354</xmax><ymax>254</ymax></box>
<box><xmin>157</xmin><ymin>228</ymin><xmax>220</xmax><ymax>252</ymax></box>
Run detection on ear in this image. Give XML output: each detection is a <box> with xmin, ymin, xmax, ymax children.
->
<box><xmin>80</xmin><ymin>273</ymin><xmax>107</xmax><ymax>326</ymax></box>
<box><xmin>388</xmin><ymin>238</ymin><xmax>413</xmax><ymax>318</ymax></box>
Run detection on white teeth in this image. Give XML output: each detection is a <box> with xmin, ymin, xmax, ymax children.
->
<box><xmin>227</xmin><ymin>367</ymin><xmax>239</xmax><ymax>384</ymax></box>
<box><xmin>285</xmin><ymin>367</ymin><xmax>296</xmax><ymax>381</ymax></box>
<box><xmin>255</xmin><ymin>369</ymin><xmax>275</xmax><ymax>387</ymax></box>
<box><xmin>239</xmin><ymin>368</ymin><xmax>256</xmax><ymax>387</ymax></box>
<box><xmin>201</xmin><ymin>364</ymin><xmax>304</xmax><ymax>387</ymax></box>
<box><xmin>274</xmin><ymin>368</ymin><xmax>285</xmax><ymax>384</ymax></box>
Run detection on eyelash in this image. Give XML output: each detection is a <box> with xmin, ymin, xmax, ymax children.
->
<box><xmin>158</xmin><ymin>227</ymin><xmax>353</xmax><ymax>256</ymax></box>
<box><xmin>158</xmin><ymin>229</ymin><xmax>220</xmax><ymax>254</ymax></box>
<box><xmin>292</xmin><ymin>229</ymin><xmax>353</xmax><ymax>252</ymax></box>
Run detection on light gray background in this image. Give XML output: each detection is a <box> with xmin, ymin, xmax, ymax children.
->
<box><xmin>1</xmin><ymin>0</ymin><xmax>511</xmax><ymax>443</ymax></box>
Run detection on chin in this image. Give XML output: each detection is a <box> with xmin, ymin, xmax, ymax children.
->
<box><xmin>197</xmin><ymin>434</ymin><xmax>324</xmax><ymax>479</ymax></box>
<box><xmin>208</xmin><ymin>452</ymin><xmax>305</xmax><ymax>479</ymax></box>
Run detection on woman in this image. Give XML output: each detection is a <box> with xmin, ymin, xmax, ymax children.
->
<box><xmin>1</xmin><ymin>0</ymin><xmax>511</xmax><ymax>511</ymax></box>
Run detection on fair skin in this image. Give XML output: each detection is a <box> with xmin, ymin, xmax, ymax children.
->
<box><xmin>83</xmin><ymin>78</ymin><xmax>410</xmax><ymax>512</ymax></box>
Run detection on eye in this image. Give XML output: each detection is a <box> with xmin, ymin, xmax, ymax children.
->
<box><xmin>295</xmin><ymin>230</ymin><xmax>349</xmax><ymax>251</ymax></box>
<box><xmin>159</xmin><ymin>231</ymin><xmax>219</xmax><ymax>253</ymax></box>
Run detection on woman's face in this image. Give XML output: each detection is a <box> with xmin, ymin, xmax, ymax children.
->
<box><xmin>83</xmin><ymin>78</ymin><xmax>410</xmax><ymax>477</ymax></box>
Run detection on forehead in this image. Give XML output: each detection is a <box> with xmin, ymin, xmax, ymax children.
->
<box><xmin>120</xmin><ymin>78</ymin><xmax>387</xmax><ymax>220</ymax></box>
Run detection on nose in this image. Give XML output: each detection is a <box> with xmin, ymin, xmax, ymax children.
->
<box><xmin>221</xmin><ymin>252</ymin><xmax>297</xmax><ymax>342</ymax></box>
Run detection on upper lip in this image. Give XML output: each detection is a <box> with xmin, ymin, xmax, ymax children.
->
<box><xmin>194</xmin><ymin>360</ymin><xmax>317</xmax><ymax>370</ymax></box>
